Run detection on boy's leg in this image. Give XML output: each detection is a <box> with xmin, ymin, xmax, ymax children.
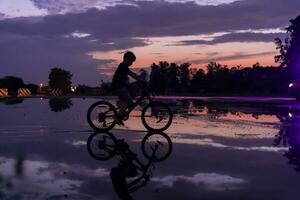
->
<box><xmin>115</xmin><ymin>87</ymin><xmax>134</xmax><ymax>118</ymax></box>
<box><xmin>127</xmin><ymin>81</ymin><xmax>140</xmax><ymax>99</ymax></box>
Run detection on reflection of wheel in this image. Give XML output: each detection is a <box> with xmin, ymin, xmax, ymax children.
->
<box><xmin>87</xmin><ymin>101</ymin><xmax>117</xmax><ymax>131</ymax></box>
<box><xmin>141</xmin><ymin>102</ymin><xmax>173</xmax><ymax>131</ymax></box>
<box><xmin>141</xmin><ymin>132</ymin><xmax>172</xmax><ymax>162</ymax></box>
<box><xmin>87</xmin><ymin>132</ymin><xmax>117</xmax><ymax>160</ymax></box>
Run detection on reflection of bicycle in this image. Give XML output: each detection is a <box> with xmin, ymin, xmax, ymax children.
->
<box><xmin>87</xmin><ymin>84</ymin><xmax>173</xmax><ymax>131</ymax></box>
<box><xmin>87</xmin><ymin>131</ymin><xmax>172</xmax><ymax>162</ymax></box>
<box><xmin>87</xmin><ymin>131</ymin><xmax>172</xmax><ymax>198</ymax></box>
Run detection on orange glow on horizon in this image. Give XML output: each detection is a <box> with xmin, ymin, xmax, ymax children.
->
<box><xmin>100</xmin><ymin>72</ymin><xmax>114</xmax><ymax>76</ymax></box>
<box><xmin>91</xmin><ymin>39</ymin><xmax>279</xmax><ymax>76</ymax></box>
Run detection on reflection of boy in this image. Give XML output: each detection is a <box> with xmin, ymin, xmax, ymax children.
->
<box><xmin>110</xmin><ymin>153</ymin><xmax>149</xmax><ymax>200</ymax></box>
<box><xmin>111</xmin><ymin>51</ymin><xmax>146</xmax><ymax>125</ymax></box>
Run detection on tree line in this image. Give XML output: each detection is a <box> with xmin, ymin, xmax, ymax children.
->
<box><xmin>0</xmin><ymin>62</ymin><xmax>290</xmax><ymax>96</ymax></box>
<box><xmin>146</xmin><ymin>61</ymin><xmax>288</xmax><ymax>96</ymax></box>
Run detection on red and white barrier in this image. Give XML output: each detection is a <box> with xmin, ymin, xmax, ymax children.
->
<box><xmin>18</xmin><ymin>88</ymin><xmax>31</xmax><ymax>97</ymax></box>
<box><xmin>0</xmin><ymin>88</ymin><xmax>8</xmax><ymax>97</ymax></box>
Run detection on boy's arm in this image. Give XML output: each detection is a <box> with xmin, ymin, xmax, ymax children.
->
<box><xmin>128</xmin><ymin>70</ymin><xmax>146</xmax><ymax>83</ymax></box>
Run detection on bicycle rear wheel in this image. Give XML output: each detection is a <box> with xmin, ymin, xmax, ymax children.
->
<box><xmin>141</xmin><ymin>102</ymin><xmax>173</xmax><ymax>131</ymax></box>
<box><xmin>141</xmin><ymin>131</ymin><xmax>172</xmax><ymax>162</ymax></box>
<box><xmin>87</xmin><ymin>101</ymin><xmax>117</xmax><ymax>131</ymax></box>
<box><xmin>87</xmin><ymin>132</ymin><xmax>117</xmax><ymax>160</ymax></box>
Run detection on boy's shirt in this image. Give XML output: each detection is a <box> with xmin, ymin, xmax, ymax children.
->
<box><xmin>111</xmin><ymin>62</ymin><xmax>129</xmax><ymax>90</ymax></box>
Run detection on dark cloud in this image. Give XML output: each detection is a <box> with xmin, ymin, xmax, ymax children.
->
<box><xmin>32</xmin><ymin>0</ymin><xmax>132</xmax><ymax>15</ymax></box>
<box><xmin>0</xmin><ymin>12</ymin><xmax>5</xmax><ymax>20</ymax></box>
<box><xmin>177</xmin><ymin>32</ymin><xmax>288</xmax><ymax>45</ymax></box>
<box><xmin>0</xmin><ymin>0</ymin><xmax>299</xmax><ymax>84</ymax></box>
<box><xmin>1</xmin><ymin>0</ymin><xmax>299</xmax><ymax>38</ymax></box>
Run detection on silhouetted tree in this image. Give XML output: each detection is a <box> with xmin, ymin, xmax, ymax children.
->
<box><xmin>99</xmin><ymin>81</ymin><xmax>112</xmax><ymax>95</ymax></box>
<box><xmin>190</xmin><ymin>69</ymin><xmax>206</xmax><ymax>94</ymax></box>
<box><xmin>0</xmin><ymin>76</ymin><xmax>25</xmax><ymax>95</ymax></box>
<box><xmin>166</xmin><ymin>63</ymin><xmax>180</xmax><ymax>94</ymax></box>
<box><xmin>26</xmin><ymin>84</ymin><xmax>38</xmax><ymax>95</ymax></box>
<box><xmin>76</xmin><ymin>85</ymin><xmax>91</xmax><ymax>95</ymax></box>
<box><xmin>206</xmin><ymin>62</ymin><xmax>230</xmax><ymax>94</ymax></box>
<box><xmin>149</xmin><ymin>62</ymin><xmax>168</xmax><ymax>94</ymax></box>
<box><xmin>178</xmin><ymin>63</ymin><xmax>191</xmax><ymax>93</ymax></box>
<box><xmin>48</xmin><ymin>68</ymin><xmax>72</xmax><ymax>92</ymax></box>
<box><xmin>275</xmin><ymin>15</ymin><xmax>300</xmax><ymax>80</ymax></box>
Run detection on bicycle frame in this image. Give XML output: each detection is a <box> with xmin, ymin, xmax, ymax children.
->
<box><xmin>116</xmin><ymin>86</ymin><xmax>154</xmax><ymax>117</ymax></box>
<box><xmin>100</xmin><ymin>138</ymin><xmax>157</xmax><ymax>173</ymax></box>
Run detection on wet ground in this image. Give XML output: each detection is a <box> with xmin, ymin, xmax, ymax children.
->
<box><xmin>1</xmin><ymin>97</ymin><xmax>300</xmax><ymax>200</ymax></box>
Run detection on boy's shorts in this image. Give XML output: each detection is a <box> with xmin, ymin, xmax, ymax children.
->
<box><xmin>113</xmin><ymin>87</ymin><xmax>133</xmax><ymax>106</ymax></box>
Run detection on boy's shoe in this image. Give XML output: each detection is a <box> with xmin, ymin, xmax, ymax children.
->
<box><xmin>113</xmin><ymin>113</ymin><xmax>125</xmax><ymax>126</ymax></box>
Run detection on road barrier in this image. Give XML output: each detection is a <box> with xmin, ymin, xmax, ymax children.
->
<box><xmin>18</xmin><ymin>88</ymin><xmax>31</xmax><ymax>97</ymax></box>
<box><xmin>50</xmin><ymin>89</ymin><xmax>63</xmax><ymax>96</ymax></box>
<box><xmin>0</xmin><ymin>88</ymin><xmax>8</xmax><ymax>97</ymax></box>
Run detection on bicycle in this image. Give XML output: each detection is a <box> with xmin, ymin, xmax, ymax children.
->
<box><xmin>87</xmin><ymin>84</ymin><xmax>173</xmax><ymax>131</ymax></box>
<box><xmin>86</xmin><ymin>131</ymin><xmax>173</xmax><ymax>162</ymax></box>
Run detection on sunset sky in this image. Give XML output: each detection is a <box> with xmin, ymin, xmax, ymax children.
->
<box><xmin>0</xmin><ymin>0</ymin><xmax>299</xmax><ymax>85</ymax></box>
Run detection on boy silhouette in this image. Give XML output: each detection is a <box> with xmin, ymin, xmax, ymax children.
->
<box><xmin>111</xmin><ymin>51</ymin><xmax>146</xmax><ymax>125</ymax></box>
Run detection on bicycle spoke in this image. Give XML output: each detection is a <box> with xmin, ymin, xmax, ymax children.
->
<box><xmin>142</xmin><ymin>132</ymin><xmax>172</xmax><ymax>162</ymax></box>
<box><xmin>87</xmin><ymin>101</ymin><xmax>118</xmax><ymax>131</ymax></box>
<box><xmin>141</xmin><ymin>102</ymin><xmax>172</xmax><ymax>131</ymax></box>
<box><xmin>87</xmin><ymin>132</ymin><xmax>116</xmax><ymax>160</ymax></box>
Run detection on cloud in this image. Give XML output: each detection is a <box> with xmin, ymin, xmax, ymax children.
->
<box><xmin>0</xmin><ymin>157</ymin><xmax>110</xmax><ymax>198</ymax></box>
<box><xmin>171</xmin><ymin>137</ymin><xmax>288</xmax><ymax>152</ymax></box>
<box><xmin>188</xmin><ymin>51</ymin><xmax>278</xmax><ymax>64</ymax></box>
<box><xmin>32</xmin><ymin>0</ymin><xmax>135</xmax><ymax>15</ymax></box>
<box><xmin>31</xmin><ymin>0</ymin><xmax>240</xmax><ymax>15</ymax></box>
<box><xmin>177</xmin><ymin>32</ymin><xmax>287</xmax><ymax>45</ymax></box>
<box><xmin>0</xmin><ymin>27</ymin><xmax>147</xmax><ymax>85</ymax></box>
<box><xmin>70</xmin><ymin>31</ymin><xmax>91</xmax><ymax>38</ymax></box>
<box><xmin>0</xmin><ymin>0</ymin><xmax>48</xmax><ymax>18</ymax></box>
<box><xmin>152</xmin><ymin>173</ymin><xmax>246</xmax><ymax>190</ymax></box>
<box><xmin>1</xmin><ymin>0</ymin><xmax>299</xmax><ymax>38</ymax></box>
<box><xmin>158</xmin><ymin>0</ymin><xmax>239</xmax><ymax>6</ymax></box>
<box><xmin>0</xmin><ymin>12</ymin><xmax>5</xmax><ymax>19</ymax></box>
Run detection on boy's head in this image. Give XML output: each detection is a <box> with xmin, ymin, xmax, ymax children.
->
<box><xmin>123</xmin><ymin>51</ymin><xmax>136</xmax><ymax>66</ymax></box>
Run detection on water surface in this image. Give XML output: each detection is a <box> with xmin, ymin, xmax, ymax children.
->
<box><xmin>0</xmin><ymin>97</ymin><xmax>300</xmax><ymax>200</ymax></box>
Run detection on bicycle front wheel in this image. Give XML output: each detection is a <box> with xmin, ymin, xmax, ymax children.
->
<box><xmin>141</xmin><ymin>102</ymin><xmax>173</xmax><ymax>131</ymax></box>
<box><xmin>87</xmin><ymin>101</ymin><xmax>117</xmax><ymax>131</ymax></box>
<box><xmin>141</xmin><ymin>131</ymin><xmax>172</xmax><ymax>162</ymax></box>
